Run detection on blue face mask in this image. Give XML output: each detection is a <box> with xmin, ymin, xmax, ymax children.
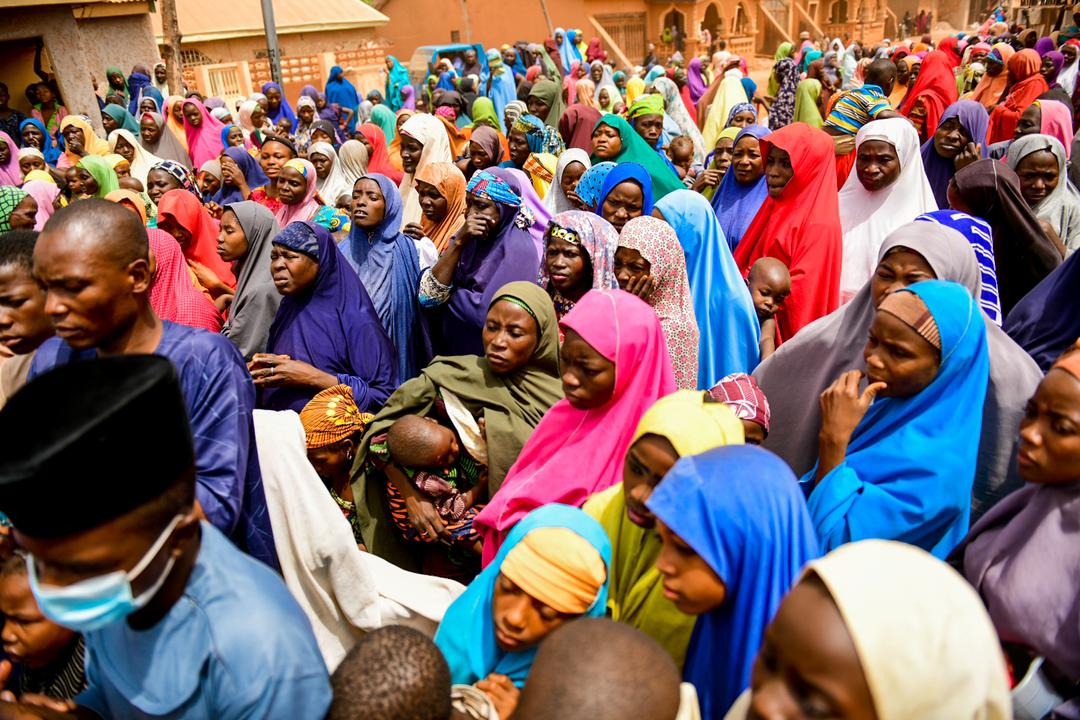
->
<box><xmin>26</xmin><ymin>514</ymin><xmax>185</xmax><ymax>633</ymax></box>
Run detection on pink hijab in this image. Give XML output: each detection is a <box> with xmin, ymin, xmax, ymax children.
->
<box><xmin>274</xmin><ymin>158</ymin><xmax>322</xmax><ymax>227</ymax></box>
<box><xmin>1037</xmin><ymin>99</ymin><xmax>1074</xmax><ymax>158</ymax></box>
<box><xmin>474</xmin><ymin>288</ymin><xmax>676</xmax><ymax>565</ymax></box>
<box><xmin>21</xmin><ymin>180</ymin><xmax>60</xmax><ymax>231</ymax></box>
<box><xmin>0</xmin><ymin>132</ymin><xmax>21</xmax><ymax>186</ymax></box>
<box><xmin>181</xmin><ymin>98</ymin><xmax>226</xmax><ymax>168</ymax></box>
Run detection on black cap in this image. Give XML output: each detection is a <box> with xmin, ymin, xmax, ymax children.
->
<box><xmin>0</xmin><ymin>355</ymin><xmax>195</xmax><ymax>538</ymax></box>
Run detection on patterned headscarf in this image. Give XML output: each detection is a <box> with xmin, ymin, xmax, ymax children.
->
<box><xmin>0</xmin><ymin>187</ymin><xmax>29</xmax><ymax>232</ymax></box>
<box><xmin>150</xmin><ymin>159</ymin><xmax>197</xmax><ymax>195</ymax></box>
<box><xmin>627</xmin><ymin>93</ymin><xmax>666</xmax><ymax>119</ymax></box>
<box><xmin>503</xmin><ymin>100</ymin><xmax>527</xmax><ymax>131</ymax></box>
<box><xmin>708</xmin><ymin>372</ymin><xmax>771</xmax><ymax>434</ymax></box>
<box><xmin>467</xmin><ymin>170</ymin><xmax>522</xmax><ymax>207</ymax></box>
<box><xmin>271</xmin><ymin>218</ymin><xmax>321</xmax><ymax>259</ymax></box>
<box><xmin>512</xmin><ymin>114</ymin><xmax>565</xmax><ymax>155</ymax></box>
<box><xmin>572</xmin><ymin>161</ymin><xmax>616</xmax><ymax>211</ymax></box>
<box><xmin>725</xmin><ymin>102</ymin><xmax>756</xmax><ymax>126</ymax></box>
<box><xmin>299</xmin><ymin>384</ymin><xmax>373</xmax><ymax>448</ymax></box>
<box><xmin>538</xmin><ymin>210</ymin><xmax>619</xmax><ymax>291</ymax></box>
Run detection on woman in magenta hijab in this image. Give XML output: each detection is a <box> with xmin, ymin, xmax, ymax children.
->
<box><xmin>474</xmin><ymin>288</ymin><xmax>676</xmax><ymax>566</ymax></box>
<box><xmin>181</xmin><ymin>98</ymin><xmax>227</xmax><ymax>168</ymax></box>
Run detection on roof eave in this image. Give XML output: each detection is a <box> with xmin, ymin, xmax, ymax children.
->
<box><xmin>154</xmin><ymin>19</ymin><xmax>386</xmax><ymax>43</ymax></box>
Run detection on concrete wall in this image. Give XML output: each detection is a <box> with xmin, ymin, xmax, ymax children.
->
<box><xmin>189</xmin><ymin>27</ymin><xmax>382</xmax><ymax>64</ymax></box>
<box><xmin>76</xmin><ymin>13</ymin><xmax>161</xmax><ymax>83</ymax></box>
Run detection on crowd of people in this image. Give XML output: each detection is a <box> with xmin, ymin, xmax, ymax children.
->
<box><xmin>0</xmin><ymin>14</ymin><xmax>1078</xmax><ymax>720</ymax></box>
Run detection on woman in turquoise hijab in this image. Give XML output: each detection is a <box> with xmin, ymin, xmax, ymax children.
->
<box><xmin>384</xmin><ymin>56</ymin><xmax>411</xmax><ymax>112</ymax></box>
<box><xmin>369</xmin><ymin>103</ymin><xmax>397</xmax><ymax>141</ymax></box>
<box><xmin>655</xmin><ymin>190</ymin><xmax>760</xmax><ymax>388</ymax></box>
<box><xmin>590</xmin><ymin>114</ymin><xmax>683</xmax><ymax>200</ymax></box>
<box><xmin>102</xmin><ymin>104</ymin><xmax>141</xmax><ymax>135</ymax></box>
<box><xmin>800</xmin><ymin>280</ymin><xmax>990</xmax><ymax>559</ymax></box>
<box><xmin>434</xmin><ymin>504</ymin><xmax>610</xmax><ymax>688</ymax></box>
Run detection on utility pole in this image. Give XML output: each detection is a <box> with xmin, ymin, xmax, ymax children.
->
<box><xmin>261</xmin><ymin>0</ymin><xmax>283</xmax><ymax>85</ymax></box>
<box><xmin>537</xmin><ymin>0</ymin><xmax>554</xmax><ymax>36</ymax></box>
<box><xmin>460</xmin><ymin>0</ymin><xmax>472</xmax><ymax>42</ymax></box>
<box><xmin>159</xmin><ymin>0</ymin><xmax>184</xmax><ymax>94</ymax></box>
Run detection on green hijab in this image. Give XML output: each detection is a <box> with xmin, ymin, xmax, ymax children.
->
<box><xmin>590</xmin><ymin>114</ymin><xmax>684</xmax><ymax>200</ymax></box>
<box><xmin>793</xmin><ymin>78</ymin><xmax>824</xmax><ymax>127</ymax></box>
<box><xmin>349</xmin><ymin>281</ymin><xmax>563</xmax><ymax>569</ymax></box>
<box><xmin>468</xmin><ymin>97</ymin><xmax>502</xmax><ymax>131</ymax></box>
<box><xmin>103</xmin><ymin>105</ymin><xmax>141</xmax><ymax>134</ymax></box>
<box><xmin>370</xmin><ymin>103</ymin><xmax>397</xmax><ymax>141</ymax></box>
<box><xmin>76</xmin><ymin>155</ymin><xmax>120</xmax><ymax>199</ymax></box>
<box><xmin>528</xmin><ymin>79</ymin><xmax>566</xmax><ymax>129</ymax></box>
<box><xmin>105</xmin><ymin>66</ymin><xmax>129</xmax><ymax>103</ymax></box>
<box><xmin>0</xmin><ymin>187</ymin><xmax>28</xmax><ymax>232</ymax></box>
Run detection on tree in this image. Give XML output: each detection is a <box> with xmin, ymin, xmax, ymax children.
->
<box><xmin>159</xmin><ymin>0</ymin><xmax>185</xmax><ymax>94</ymax></box>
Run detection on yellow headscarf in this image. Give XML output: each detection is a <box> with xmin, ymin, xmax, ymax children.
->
<box><xmin>702</xmin><ymin>75</ymin><xmax>753</xmax><ymax>149</ymax></box>
<box><xmin>501</xmin><ymin>526</ymin><xmax>607</xmax><ymax>614</ymax></box>
<box><xmin>59</xmin><ymin>116</ymin><xmax>111</xmax><ymax>160</ymax></box>
<box><xmin>625</xmin><ymin>76</ymin><xmax>646</xmax><ymax>106</ymax></box>
<box><xmin>583</xmin><ymin>390</ymin><xmax>744</xmax><ymax>667</ymax></box>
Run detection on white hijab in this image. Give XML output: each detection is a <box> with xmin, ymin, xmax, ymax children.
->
<box><xmin>398</xmin><ymin>113</ymin><xmax>453</xmax><ymax>224</ymax></box>
<box><xmin>838</xmin><ymin>118</ymin><xmax>938</xmax><ymax>302</ymax></box>
<box><xmin>1058</xmin><ymin>53</ymin><xmax>1079</xmax><ymax>96</ymax></box>
<box><xmin>308</xmin><ymin>141</ymin><xmax>352</xmax><ymax>208</ymax></box>
<box><xmin>544</xmin><ymin>148</ymin><xmax>591</xmax><ymax>214</ymax></box>
<box><xmin>107</xmin><ymin>128</ymin><xmax>164</xmax><ymax>186</ymax></box>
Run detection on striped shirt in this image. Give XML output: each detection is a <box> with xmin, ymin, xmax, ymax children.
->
<box><xmin>824</xmin><ymin>84</ymin><xmax>892</xmax><ymax>135</ymax></box>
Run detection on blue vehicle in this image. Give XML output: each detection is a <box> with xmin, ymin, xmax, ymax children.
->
<box><xmin>407</xmin><ymin>43</ymin><xmax>489</xmax><ymax>88</ymax></box>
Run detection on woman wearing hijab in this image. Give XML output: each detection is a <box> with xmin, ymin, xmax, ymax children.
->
<box><xmin>154</xmin><ymin>186</ymin><xmax>231</xmax><ymax>286</ymax></box>
<box><xmin>325</xmin><ymin>66</ymin><xmax>360</xmax><ymax>133</ymax></box>
<box><xmin>838</xmin><ymin>118</ymin><xmax>937</xmax><ymax>303</ymax></box>
<box><xmin>572</xmin><ymin>161</ymin><xmax>616</xmax><ymax>211</ymax></box>
<box><xmin>920</xmin><ymin>100</ymin><xmax>989</xmax><ymax>208</ymax></box>
<box><xmin>138</xmin><ymin>111</ymin><xmax>191</xmax><ymax>168</ymax></box>
<box><xmin>538</xmin><ymin>210</ymin><xmax>618</xmax><ymax>321</ymax></box>
<box><xmin>401</xmin><ymin>160</ymin><xmax>465</xmax><ymax>257</ymax></box>
<box><xmin>558</xmin><ymin>105</ymin><xmax>602</xmax><ymax>154</ymax></box>
<box><xmin>145</xmin><ymin>228</ymin><xmax>223</xmax><ymax>332</ymax></box>
<box><xmin>216</xmin><ymin>201</ymin><xmax>282</xmax><ymax>359</ymax></box>
<box><xmin>711</xmin><ymin>125</ymin><xmax>770</xmax><ymax>251</ymax></box>
<box><xmin>916</xmin><ymin>209</ymin><xmax>1002</xmax><ymax>327</ymax></box>
<box><xmin>524</xmin><ymin>78</ymin><xmax>566</xmax><ymax>132</ymax></box>
<box><xmin>732</xmin><ymin>123</ymin><xmax>843</xmax><ymax>341</ymax></box>
<box><xmin>343</xmin><ymin>173</ymin><xmax>426</xmax><ymax>381</ymax></box>
<box><xmin>792</xmin><ymin>76</ymin><xmax>825</xmax><ymax>127</ymax></box>
<box><xmin>273</xmin><ymin>158</ymin><xmax>350</xmax><ymax>238</ymax></box>
<box><xmin>899</xmin><ymin>50</ymin><xmax>960</xmax><ymax>142</ymax></box>
<box><xmin>56</xmin><ymin>116</ymin><xmax>110</xmax><ymax>170</ymax></box>
<box><xmin>212</xmin><ymin>145</ymin><xmax>269</xmax><ymax>206</ymax></box>
<box><xmin>20</xmin><ymin>179</ymin><xmax>59</xmax><ymax>231</ymax></box>
<box><xmin>889</xmin><ymin>56</ymin><xmax>919</xmax><ymax>108</ymax></box>
<box><xmin>383</xmin><ymin>56</ymin><xmax>410</xmax><ymax>113</ymax></box>
<box><xmin>964</xmin><ymin>43</ymin><xmax>1015</xmax><ymax>109</ymax></box>
<box><xmin>757</xmin><ymin>221</ymin><xmax>1041</xmax><ymax>521</ymax></box>
<box><xmin>950</xmin><ymin>158</ymin><xmax>1061</xmax><ymax>312</ymax></box>
<box><xmin>463</xmin><ymin>125</ymin><xmax>504</xmax><ymax>179</ymax></box>
<box><xmin>19</xmin><ymin>118</ymin><xmax>61</xmax><ymax>166</ymax></box>
<box><xmin>181</xmin><ymin>98</ymin><xmax>226</xmax><ymax>168</ymax></box>
<box><xmin>1006</xmin><ymin>134</ymin><xmax>1080</xmax><ymax>254</ymax></box>
<box><xmin>649</xmin><ymin>444</ymin><xmax>818</xmax><ymax>718</ymax></box>
<box><xmin>356</xmin><ymin>123</ymin><xmax>402</xmax><ymax>186</ymax></box>
<box><xmin>590</xmin><ymin>114</ymin><xmax>682</xmax><ymax>201</ymax></box>
<box><xmin>0</xmin><ymin>133</ymin><xmax>20</xmax><ymax>187</ymax></box>
<box><xmin>435</xmin><ymin>504</ymin><xmax>609</xmax><ymax>695</ymax></box>
<box><xmin>475</xmin><ymin>288</ymin><xmax>675</xmax><ymax>565</ymax></box>
<box><xmin>687</xmin><ymin>56</ymin><xmax>708</xmax><ymax>105</ymax></box>
<box><xmin>544</xmin><ymin>148</ymin><xmax>590</xmax><ymax>215</ymax></box>
<box><xmin>74</xmin><ymin>155</ymin><xmax>120</xmax><ymax>199</ymax></box>
<box><xmin>987</xmin><ymin>49</ymin><xmax>1049</xmax><ymax>144</ymax></box>
<box><xmin>308</xmin><ymin>141</ymin><xmax>352</xmax><ymax>209</ymax></box>
<box><xmin>726</xmin><ymin>540</ymin><xmax>1011</xmax><ymax>720</ymax></box>
<box><xmin>107</xmin><ymin>128</ymin><xmax>163</xmax><ymax>187</ymax></box>
<box><xmin>398</xmin><ymin>113</ymin><xmax>453</xmax><ymax>225</ymax></box>
<box><xmin>494</xmin><ymin>167</ymin><xmax>551</xmax><ymax>259</ymax></box>
<box><xmin>102</xmin><ymin>105</ymin><xmax>141</xmax><ymax>135</ymax></box>
<box><xmin>616</xmin><ymin>217</ymin><xmax>699</xmax><ymax>389</ymax></box>
<box><xmin>701</xmin><ymin>75</ymin><xmax>752</xmax><ymax>147</ymax></box>
<box><xmin>387</xmin><ymin>110</ymin><xmax>412</xmax><ymax>170</ymax></box>
<box><xmin>590</xmin><ymin>162</ymin><xmax>652</xmax><ymax>236</ymax></box>
<box><xmin>260</xmin><ymin>81</ymin><xmax>296</xmax><ymax>131</ymax></box>
<box><xmin>583</xmin><ymin>392</ymin><xmax>743</xmax><ymax>669</ymax></box>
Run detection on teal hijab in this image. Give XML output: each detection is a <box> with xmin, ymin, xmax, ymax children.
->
<box><xmin>590</xmin><ymin>114</ymin><xmax>683</xmax><ymax>200</ymax></box>
<box><xmin>103</xmin><ymin>104</ymin><xmax>141</xmax><ymax>134</ymax></box>
<box><xmin>369</xmin><ymin>103</ymin><xmax>397</xmax><ymax>141</ymax></box>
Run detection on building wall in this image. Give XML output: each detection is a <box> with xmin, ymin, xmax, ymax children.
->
<box><xmin>187</xmin><ymin>27</ymin><xmax>382</xmax><ymax>65</ymax></box>
<box><xmin>76</xmin><ymin>14</ymin><xmax>161</xmax><ymax>83</ymax></box>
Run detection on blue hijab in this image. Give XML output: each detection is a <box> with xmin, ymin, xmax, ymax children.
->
<box><xmin>135</xmin><ymin>85</ymin><xmax>164</xmax><ymax>114</ymax></box>
<box><xmin>916</xmin><ymin>210</ymin><xmax>1002</xmax><ymax>326</ymax></box>
<box><xmin>647</xmin><ymin>445</ymin><xmax>819</xmax><ymax>718</ymax></box>
<box><xmin>712</xmin><ymin>125</ymin><xmax>771</xmax><ymax>252</ymax></box>
<box><xmin>555</xmin><ymin>28</ymin><xmax>580</xmax><ymax>75</ymax></box>
<box><xmin>434</xmin><ymin>504</ymin><xmax>611</xmax><ymax>687</ymax></box>
<box><xmin>436</xmin><ymin>71</ymin><xmax>457</xmax><ymax>92</ymax></box>
<box><xmin>573</xmin><ymin>161</ymin><xmax>616</xmax><ymax>210</ymax></box>
<box><xmin>595</xmin><ymin>161</ymin><xmax>654</xmax><ymax>217</ymax></box>
<box><xmin>212</xmin><ymin>146</ymin><xmax>269</xmax><ymax>206</ymax></box>
<box><xmin>264</xmin><ymin>221</ymin><xmax>397</xmax><ymax>412</ymax></box>
<box><xmin>261</xmin><ymin>82</ymin><xmax>297</xmax><ymax>129</ymax></box>
<box><xmin>656</xmin><ymin>190</ymin><xmax>760</xmax><ymax>388</ymax></box>
<box><xmin>487</xmin><ymin>60</ymin><xmax>518</xmax><ymax>126</ymax></box>
<box><xmin>800</xmin><ymin>280</ymin><xmax>990</xmax><ymax>559</ymax></box>
<box><xmin>325</xmin><ymin>66</ymin><xmax>361</xmax><ymax>132</ymax></box>
<box><xmin>1005</xmin><ymin>247</ymin><xmax>1080</xmax><ymax>371</ymax></box>
<box><xmin>126</xmin><ymin>71</ymin><xmax>152</xmax><ymax>116</ymax></box>
<box><xmin>19</xmin><ymin>118</ymin><xmax>60</xmax><ymax>165</ymax></box>
<box><xmin>384</xmin><ymin>56</ymin><xmax>411</xmax><ymax>112</ymax></box>
<box><xmin>342</xmin><ymin>173</ymin><xmax>428</xmax><ymax>381</ymax></box>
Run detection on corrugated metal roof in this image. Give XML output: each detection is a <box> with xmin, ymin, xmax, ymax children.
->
<box><xmin>150</xmin><ymin>0</ymin><xmax>388</xmax><ymax>42</ymax></box>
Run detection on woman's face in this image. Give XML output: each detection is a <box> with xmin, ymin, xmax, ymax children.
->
<box><xmin>298</xmin><ymin>105</ymin><xmax>315</xmax><ymax>124</ymax></box>
<box><xmin>465</xmin><ymin>193</ymin><xmax>502</xmax><ymax>237</ymax></box>
<box><xmin>613</xmin><ymin>246</ymin><xmax>651</xmax><ymax>291</ymax></box>
<box><xmin>145</xmin><ymin>168</ymin><xmax>180</xmax><ymax>205</ymax></box>
<box><xmin>465</xmin><ymin>140</ymin><xmax>492</xmax><ymax>171</ymax></box>
<box><xmin>306</xmin><ymin>437</ymin><xmax>355</xmax><ymax>484</ymax></box>
<box><xmin>527</xmin><ymin>95</ymin><xmax>551</xmax><ymax>119</ymax></box>
<box><xmin>76</xmin><ymin>168</ymin><xmax>99</xmax><ymax>196</ymax></box>
<box><xmin>507</xmin><ymin>127</ymin><xmax>530</xmax><ymax>167</ymax></box>
<box><xmin>1018</xmin><ymin>367</ymin><xmax>1080</xmax><ymax>484</ymax></box>
<box><xmin>156</xmin><ymin>214</ymin><xmax>192</xmax><ymax>249</ymax></box>
<box><xmin>591</xmin><ymin>64</ymin><xmax>604</xmax><ymax>83</ymax></box>
<box><xmin>730</xmin><ymin>109</ymin><xmax>757</xmax><ymax>128</ymax></box>
<box><xmin>61</xmin><ymin>126</ymin><xmax>84</xmax><ymax>154</ymax></box>
<box><xmin>259</xmin><ymin>140</ymin><xmax>293</xmax><ymax>180</ymax></box>
<box><xmin>400</xmin><ymin>135</ymin><xmax>424</xmax><ymax>175</ymax></box>
<box><xmin>101</xmin><ymin>112</ymin><xmax>119</xmax><ymax>134</ymax></box>
<box><xmin>560</xmin><ymin>160</ymin><xmax>587</xmax><ymax>197</ymax></box>
<box><xmin>276</xmin><ymin>166</ymin><xmax>307</xmax><ymax>205</ymax></box>
<box><xmin>601</xmin><ymin>180</ymin><xmax>644</xmax><ymax>232</ymax></box>
<box><xmin>19</xmin><ymin>155</ymin><xmax>45</xmax><ymax>176</ymax></box>
<box><xmin>748</xmin><ymin>578</ymin><xmax>876</xmax><ymax>720</ymax></box>
<box><xmin>732</xmin><ymin>135</ymin><xmax>764</xmax><ymax>185</ymax></box>
<box><xmin>310</xmin><ymin>128</ymin><xmax>333</xmax><ymax>145</ymax></box>
<box><xmin>113</xmin><ymin>160</ymin><xmax>131</xmax><ymax>179</ymax></box>
<box><xmin>863</xmin><ymin>308</ymin><xmax>941</xmax><ymax>398</ymax></box>
<box><xmin>139</xmin><ymin>117</ymin><xmax>162</xmax><ymax>145</ymax></box>
<box><xmin>491</xmin><ymin>572</ymin><xmax>573</xmax><ymax>652</ymax></box>
<box><xmin>0</xmin><ymin>573</ymin><xmax>78</xmax><ymax>672</ymax></box>
<box><xmin>113</xmin><ymin>134</ymin><xmax>135</xmax><ymax>163</ymax></box>
<box><xmin>182</xmin><ymin>102</ymin><xmax>202</xmax><ymax>127</ymax></box>
<box><xmin>270</xmin><ymin>245</ymin><xmax>319</xmax><ymax>295</ymax></box>
<box><xmin>351</xmin><ymin>178</ymin><xmax>386</xmax><ymax>229</ymax></box>
<box><xmin>655</xmin><ymin>519</ymin><xmax>727</xmax><ymax>615</ymax></box>
<box><xmin>225</xmin><ymin>126</ymin><xmax>245</xmax><ymax>147</ymax></box>
<box><xmin>21</xmin><ymin>124</ymin><xmax>44</xmax><ymax>149</ymax></box>
<box><xmin>544</xmin><ymin>234</ymin><xmax>591</xmax><ymax>296</ymax></box>
<box><xmin>36</xmin><ymin>85</ymin><xmax>54</xmax><ymax>104</ymax></box>
<box><xmin>1016</xmin><ymin>149</ymin><xmax>1060</xmax><ymax>207</ymax></box>
<box><xmin>416</xmin><ymin>180</ymin><xmax>448</xmax><ymax>223</ymax></box>
<box><xmin>265</xmin><ymin>86</ymin><xmax>282</xmax><ymax>111</ymax></box>
<box><xmin>1040</xmin><ymin>55</ymin><xmax>1058</xmax><ymax>81</ymax></box>
<box><xmin>765</xmin><ymin>145</ymin><xmax>795</xmax><ymax>198</ymax></box>
<box><xmin>251</xmin><ymin>105</ymin><xmax>267</xmax><ymax>127</ymax></box>
<box><xmin>591</xmin><ymin>124</ymin><xmax>623</xmax><ymax>159</ymax></box>
<box><xmin>870</xmin><ymin>247</ymin><xmax>935</xmax><ymax>308</ymax></box>
<box><xmin>855</xmin><ymin>139</ymin><xmax>901</xmax><ymax>192</ymax></box>
<box><xmin>560</xmin><ymin>327</ymin><xmax>616</xmax><ymax>409</ymax></box>
<box><xmin>713</xmin><ymin>137</ymin><xmax>735</xmax><ymax>177</ymax></box>
<box><xmin>8</xmin><ymin>196</ymin><xmax>38</xmax><ymax>230</ymax></box>
<box><xmin>216</xmin><ymin>208</ymin><xmax>249</xmax><ymax>262</ymax></box>
<box><xmin>108</xmin><ymin>71</ymin><xmax>125</xmax><ymax>88</ymax></box>
<box><xmin>1015</xmin><ymin>104</ymin><xmax>1041</xmax><ymax>139</ymax></box>
<box><xmin>621</xmin><ymin>433</ymin><xmax>676</xmax><ymax>529</ymax></box>
<box><xmin>309</xmin><ymin>152</ymin><xmax>332</xmax><ymax>180</ymax></box>
<box><xmin>932</xmin><ymin>117</ymin><xmax>971</xmax><ymax>160</ymax></box>
<box><xmin>139</xmin><ymin>98</ymin><xmax>157</xmax><ymax>115</ymax></box>
<box><xmin>483</xmin><ymin>299</ymin><xmax>540</xmax><ymax>375</ymax></box>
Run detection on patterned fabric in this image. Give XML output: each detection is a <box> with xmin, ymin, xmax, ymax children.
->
<box><xmin>707</xmin><ymin>372</ymin><xmax>771</xmax><ymax>433</ymax></box>
<box><xmin>627</xmin><ymin>93</ymin><xmax>665</xmax><ymax>118</ymax></box>
<box><xmin>539</xmin><ymin>211</ymin><xmax>619</xmax><ymax>314</ymax></box>
<box><xmin>15</xmin><ymin>634</ymin><xmax>86</xmax><ymax>700</ymax></box>
<box><xmin>329</xmin><ymin>487</ymin><xmax>365</xmax><ymax>546</ymax></box>
<box><xmin>512</xmin><ymin>114</ymin><xmax>565</xmax><ymax>155</ymax></box>
<box><xmin>299</xmin><ymin>384</ymin><xmax>373</xmax><ymax>448</ymax></box>
<box><xmin>769</xmin><ymin>58</ymin><xmax>800</xmax><ymax>129</ymax></box>
<box><xmin>879</xmin><ymin>290</ymin><xmax>942</xmax><ymax>350</ymax></box>
<box><xmin>652</xmin><ymin>77</ymin><xmax>706</xmax><ymax>166</ymax></box>
<box><xmin>825</xmin><ymin>84</ymin><xmax>893</xmax><ymax>135</ymax></box>
<box><xmin>915</xmin><ymin>210</ymin><xmax>1001</xmax><ymax>326</ymax></box>
<box><xmin>572</xmin><ymin>161</ymin><xmax>616</xmax><ymax>210</ymax></box>
<box><xmin>0</xmin><ymin>187</ymin><xmax>28</xmax><ymax>232</ymax></box>
<box><xmin>272</xmin><ymin>218</ymin><xmax>321</xmax><ymax>258</ymax></box>
<box><xmin>467</xmin><ymin>170</ymin><xmax>522</xmax><ymax>207</ymax></box>
<box><xmin>616</xmin><ymin>216</ymin><xmax>699</xmax><ymax>390</ymax></box>
<box><xmin>725</xmin><ymin>102</ymin><xmax>756</xmax><ymax>126</ymax></box>
<box><xmin>150</xmin><ymin>159</ymin><xmax>197</xmax><ymax>194</ymax></box>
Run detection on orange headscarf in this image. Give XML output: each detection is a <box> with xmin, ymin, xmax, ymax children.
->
<box><xmin>387</xmin><ymin>109</ymin><xmax>414</xmax><ymax>172</ymax></box>
<box><xmin>964</xmin><ymin>43</ymin><xmax>1016</xmax><ymax>109</ymax></box>
<box><xmin>987</xmin><ymin>49</ymin><xmax>1048</xmax><ymax>144</ymax></box>
<box><xmin>415</xmin><ymin>161</ymin><xmax>467</xmax><ymax>253</ymax></box>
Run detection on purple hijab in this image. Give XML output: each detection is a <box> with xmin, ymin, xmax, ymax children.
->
<box><xmin>711</xmin><ymin>124</ymin><xmax>772</xmax><ymax>251</ymax></box>
<box><xmin>490</xmin><ymin>166</ymin><xmax>550</xmax><ymax>262</ymax></box>
<box><xmin>1035</xmin><ymin>35</ymin><xmax>1057</xmax><ymax>57</ymax></box>
<box><xmin>1005</xmin><ymin>249</ymin><xmax>1080</xmax><ymax>370</ymax></box>
<box><xmin>264</xmin><ymin>221</ymin><xmax>398</xmax><ymax>411</ymax></box>
<box><xmin>920</xmin><ymin>100</ymin><xmax>989</xmax><ymax>208</ymax></box>
<box><xmin>213</xmin><ymin>146</ymin><xmax>269</xmax><ymax>205</ymax></box>
<box><xmin>688</xmin><ymin>57</ymin><xmax>708</xmax><ymax>103</ymax></box>
<box><xmin>400</xmin><ymin>84</ymin><xmax>417</xmax><ymax>110</ymax></box>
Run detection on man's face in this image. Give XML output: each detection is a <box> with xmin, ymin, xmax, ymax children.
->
<box><xmin>465</xmin><ymin>49</ymin><xmax>477</xmax><ymax>67</ymax></box>
<box><xmin>0</xmin><ymin>264</ymin><xmax>52</xmax><ymax>355</ymax></box>
<box><xmin>154</xmin><ymin>65</ymin><xmax>167</xmax><ymax>83</ymax></box>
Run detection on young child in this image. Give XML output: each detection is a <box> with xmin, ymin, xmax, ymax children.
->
<box><xmin>666</xmin><ymin>135</ymin><xmax>695</xmax><ymax>180</ymax></box>
<box><xmin>708</xmin><ymin>372</ymin><xmax>772</xmax><ymax>446</ymax></box>
<box><xmin>746</xmin><ymin>256</ymin><xmax>791</xmax><ymax>360</ymax></box>
<box><xmin>197</xmin><ymin>159</ymin><xmax>222</xmax><ymax>203</ymax></box>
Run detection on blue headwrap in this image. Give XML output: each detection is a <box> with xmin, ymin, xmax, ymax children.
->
<box><xmin>916</xmin><ymin>210</ymin><xmax>1001</xmax><ymax>327</ymax></box>
<box><xmin>573</xmin><ymin>161</ymin><xmax>616</xmax><ymax>210</ymax></box>
<box><xmin>594</xmin><ymin>161</ymin><xmax>654</xmax><ymax>217</ymax></box>
<box><xmin>271</xmin><ymin>218</ymin><xmax>321</xmax><ymax>258</ymax></box>
<box><xmin>725</xmin><ymin>102</ymin><xmax>756</xmax><ymax>127</ymax></box>
<box><xmin>18</xmin><ymin>118</ymin><xmax>60</xmax><ymax>165</ymax></box>
<box><xmin>712</xmin><ymin>124</ymin><xmax>772</xmax><ymax>252</ymax></box>
<box><xmin>468</xmin><ymin>170</ymin><xmax>523</xmax><ymax>207</ymax></box>
<box><xmin>512</xmin><ymin>113</ymin><xmax>564</xmax><ymax>155</ymax></box>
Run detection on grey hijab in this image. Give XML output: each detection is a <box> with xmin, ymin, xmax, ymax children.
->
<box><xmin>139</xmin><ymin>111</ymin><xmax>192</xmax><ymax>169</ymax></box>
<box><xmin>1005</xmin><ymin>133</ymin><xmax>1080</xmax><ymax>255</ymax></box>
<box><xmin>754</xmin><ymin>221</ymin><xmax>1042</xmax><ymax>520</ymax></box>
<box><xmin>221</xmin><ymin>201</ymin><xmax>282</xmax><ymax>359</ymax></box>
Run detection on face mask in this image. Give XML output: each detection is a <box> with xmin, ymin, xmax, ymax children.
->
<box><xmin>26</xmin><ymin>514</ymin><xmax>185</xmax><ymax>633</ymax></box>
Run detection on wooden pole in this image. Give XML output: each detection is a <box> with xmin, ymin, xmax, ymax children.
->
<box><xmin>159</xmin><ymin>0</ymin><xmax>184</xmax><ymax>94</ymax></box>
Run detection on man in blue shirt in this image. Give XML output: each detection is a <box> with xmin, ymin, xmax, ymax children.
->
<box><xmin>0</xmin><ymin>355</ymin><xmax>331</xmax><ymax>719</ymax></box>
<box><xmin>28</xmin><ymin>200</ymin><xmax>277</xmax><ymax>570</ymax></box>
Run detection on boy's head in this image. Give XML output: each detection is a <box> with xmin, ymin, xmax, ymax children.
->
<box><xmin>0</xmin><ymin>552</ymin><xmax>78</xmax><ymax>670</ymax></box>
<box><xmin>119</xmin><ymin>176</ymin><xmax>145</xmax><ymax>193</ymax></box>
<box><xmin>0</xmin><ymin>230</ymin><xmax>52</xmax><ymax>356</ymax></box>
<box><xmin>328</xmin><ymin>626</ymin><xmax>451</xmax><ymax>720</ymax></box>
<box><xmin>747</xmin><ymin>256</ymin><xmax>791</xmax><ymax>321</ymax></box>
<box><xmin>197</xmin><ymin>169</ymin><xmax>220</xmax><ymax>197</ymax></box>
<box><xmin>387</xmin><ymin>415</ymin><xmax>460</xmax><ymax>469</ymax></box>
<box><xmin>667</xmin><ymin>136</ymin><xmax>695</xmax><ymax>177</ymax></box>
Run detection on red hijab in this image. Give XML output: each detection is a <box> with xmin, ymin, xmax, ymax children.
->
<box><xmin>987</xmin><ymin>49</ymin><xmax>1049</xmax><ymax>144</ymax></box>
<box><xmin>733</xmin><ymin>124</ymin><xmax>842</xmax><ymax>340</ymax></box>
<box><xmin>358</xmin><ymin>123</ymin><xmax>404</xmax><ymax>183</ymax></box>
<box><xmin>155</xmin><ymin>189</ymin><xmax>236</xmax><ymax>288</ymax></box>
<box><xmin>937</xmin><ymin>36</ymin><xmax>964</xmax><ymax>68</ymax></box>
<box><xmin>146</xmin><ymin>228</ymin><xmax>223</xmax><ymax>332</ymax></box>
<box><xmin>900</xmin><ymin>50</ymin><xmax>959</xmax><ymax>138</ymax></box>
